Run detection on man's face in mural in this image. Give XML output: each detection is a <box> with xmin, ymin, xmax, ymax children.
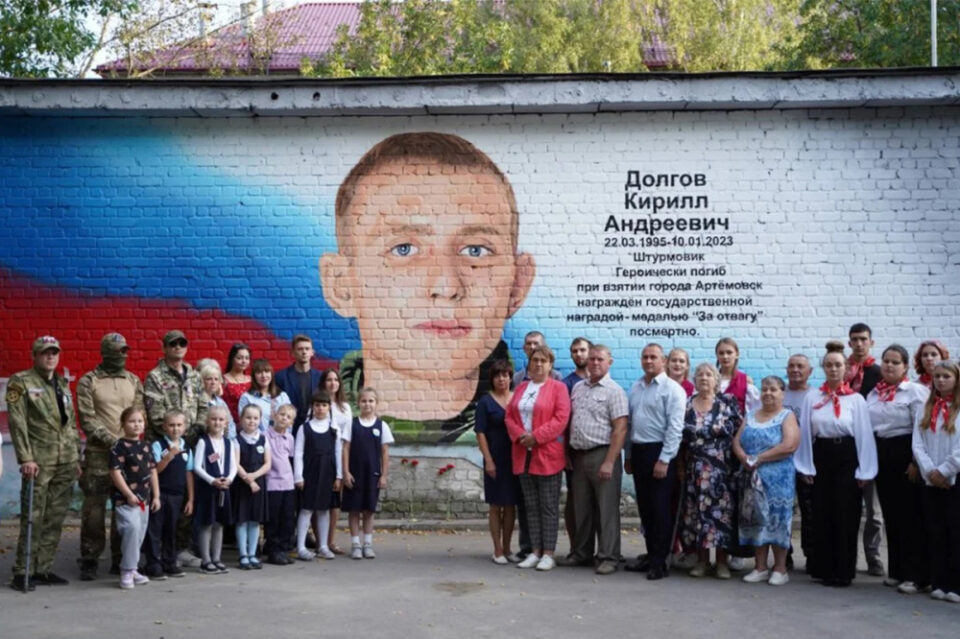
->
<box><xmin>322</xmin><ymin>156</ymin><xmax>535</xmax><ymax>385</ymax></box>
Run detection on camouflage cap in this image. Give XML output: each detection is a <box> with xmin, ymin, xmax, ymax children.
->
<box><xmin>32</xmin><ymin>335</ymin><xmax>61</xmax><ymax>355</ymax></box>
<box><xmin>101</xmin><ymin>332</ymin><xmax>129</xmax><ymax>355</ymax></box>
<box><xmin>162</xmin><ymin>330</ymin><xmax>188</xmax><ymax>347</ymax></box>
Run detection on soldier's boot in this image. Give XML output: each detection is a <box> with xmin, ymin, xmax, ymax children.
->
<box><xmin>78</xmin><ymin>559</ymin><xmax>98</xmax><ymax>581</ymax></box>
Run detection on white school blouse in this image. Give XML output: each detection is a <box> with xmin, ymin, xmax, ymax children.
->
<box><xmin>794</xmin><ymin>391</ymin><xmax>878</xmax><ymax>481</ymax></box>
<box><xmin>293</xmin><ymin>417</ymin><xmax>343</xmax><ymax>483</ymax></box>
<box><xmin>866</xmin><ymin>382</ymin><xmax>929</xmax><ymax>439</ymax></box>
<box><xmin>194</xmin><ymin>436</ymin><xmax>239</xmax><ymax>485</ymax></box>
<box><xmin>912</xmin><ymin>413</ymin><xmax>960</xmax><ymax>487</ymax></box>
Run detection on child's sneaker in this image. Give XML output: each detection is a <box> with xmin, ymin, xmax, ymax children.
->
<box><xmin>132</xmin><ymin>571</ymin><xmax>150</xmax><ymax>586</ymax></box>
<box><xmin>317</xmin><ymin>547</ymin><xmax>336</xmax><ymax>560</ymax></box>
<box><xmin>351</xmin><ymin>544</ymin><xmax>363</xmax><ymax>560</ymax></box>
<box><xmin>119</xmin><ymin>571</ymin><xmax>134</xmax><ymax>590</ymax></box>
<box><xmin>362</xmin><ymin>544</ymin><xmax>376</xmax><ymax>559</ymax></box>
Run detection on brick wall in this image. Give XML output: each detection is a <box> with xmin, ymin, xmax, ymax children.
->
<box><xmin>1</xmin><ymin>105</ymin><xmax>957</xmax><ymax>514</ymax></box>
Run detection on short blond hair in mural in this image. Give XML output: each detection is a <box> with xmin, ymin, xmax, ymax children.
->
<box><xmin>321</xmin><ymin>132</ymin><xmax>535</xmax><ymax>426</ymax></box>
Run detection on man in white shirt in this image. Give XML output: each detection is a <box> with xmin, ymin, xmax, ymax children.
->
<box><xmin>625</xmin><ymin>343</ymin><xmax>686</xmax><ymax>580</ymax></box>
<box><xmin>559</xmin><ymin>345</ymin><xmax>628</xmax><ymax>575</ymax></box>
<box><xmin>784</xmin><ymin>353</ymin><xmax>814</xmax><ymax>572</ymax></box>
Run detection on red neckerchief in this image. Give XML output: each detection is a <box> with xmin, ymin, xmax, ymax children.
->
<box><xmin>813</xmin><ymin>382</ymin><xmax>855</xmax><ymax>417</ymax></box>
<box><xmin>874</xmin><ymin>378</ymin><xmax>906</xmax><ymax>402</ymax></box>
<box><xmin>930</xmin><ymin>397</ymin><xmax>951</xmax><ymax>433</ymax></box>
<box><xmin>919</xmin><ymin>373</ymin><xmax>933</xmax><ymax>387</ymax></box>
<box><xmin>844</xmin><ymin>355</ymin><xmax>875</xmax><ymax>392</ymax></box>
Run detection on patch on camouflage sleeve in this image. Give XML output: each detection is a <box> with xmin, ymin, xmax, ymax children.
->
<box><xmin>5</xmin><ymin>384</ymin><xmax>23</xmax><ymax>404</ymax></box>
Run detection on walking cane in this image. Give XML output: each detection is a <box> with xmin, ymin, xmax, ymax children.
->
<box><xmin>23</xmin><ymin>475</ymin><xmax>35</xmax><ymax>593</ymax></box>
<box><xmin>667</xmin><ymin>471</ymin><xmax>686</xmax><ymax>570</ymax></box>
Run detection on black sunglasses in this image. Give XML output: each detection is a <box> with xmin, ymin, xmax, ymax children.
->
<box><xmin>167</xmin><ymin>339</ymin><xmax>188</xmax><ymax>348</ymax></box>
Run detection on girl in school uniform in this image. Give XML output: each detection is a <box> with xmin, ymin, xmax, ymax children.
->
<box><xmin>342</xmin><ymin>388</ymin><xmax>394</xmax><ymax>559</ymax></box>
<box><xmin>232</xmin><ymin>404</ymin><xmax>272</xmax><ymax>570</ymax></box>
<box><xmin>294</xmin><ymin>390</ymin><xmax>342</xmax><ymax>561</ymax></box>
<box><xmin>914</xmin><ymin>340</ymin><xmax>949</xmax><ymax>388</ymax></box>
<box><xmin>866</xmin><ymin>344</ymin><xmax>930</xmax><ymax>594</ymax></box>
<box><xmin>795</xmin><ymin>341</ymin><xmax>877</xmax><ymax>587</ymax></box>
<box><xmin>715</xmin><ymin>337</ymin><xmax>760</xmax><ymax>415</ymax></box>
<box><xmin>194</xmin><ymin>405</ymin><xmax>237</xmax><ymax>575</ymax></box>
<box><xmin>912</xmin><ymin>360</ymin><xmax>960</xmax><ymax>603</ymax></box>
<box><xmin>321</xmin><ymin>368</ymin><xmax>353</xmax><ymax>554</ymax></box>
<box><xmin>238</xmin><ymin>359</ymin><xmax>292</xmax><ymax>433</ymax></box>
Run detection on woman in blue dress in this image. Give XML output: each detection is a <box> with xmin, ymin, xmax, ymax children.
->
<box><xmin>475</xmin><ymin>360</ymin><xmax>520</xmax><ymax>565</ymax></box>
<box><xmin>734</xmin><ymin>375</ymin><xmax>800</xmax><ymax>586</ymax></box>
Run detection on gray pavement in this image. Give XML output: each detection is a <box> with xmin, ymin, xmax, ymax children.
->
<box><xmin>0</xmin><ymin>521</ymin><xmax>957</xmax><ymax>639</ymax></box>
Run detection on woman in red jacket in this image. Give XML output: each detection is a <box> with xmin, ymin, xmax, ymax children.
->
<box><xmin>506</xmin><ymin>344</ymin><xmax>571</xmax><ymax>572</ymax></box>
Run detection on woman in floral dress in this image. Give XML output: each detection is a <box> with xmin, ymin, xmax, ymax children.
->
<box><xmin>681</xmin><ymin>362</ymin><xmax>742</xmax><ymax>579</ymax></box>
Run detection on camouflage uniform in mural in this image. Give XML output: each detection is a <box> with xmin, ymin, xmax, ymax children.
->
<box><xmin>76</xmin><ymin>333</ymin><xmax>144</xmax><ymax>579</ymax></box>
<box><xmin>6</xmin><ymin>336</ymin><xmax>80</xmax><ymax>587</ymax></box>
<box><xmin>143</xmin><ymin>332</ymin><xmax>207</xmax><ymax>445</ymax></box>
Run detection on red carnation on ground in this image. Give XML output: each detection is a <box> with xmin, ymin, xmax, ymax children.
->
<box><xmin>401</xmin><ymin>458</ymin><xmax>409</xmax><ymax>465</ymax></box>
<box><xmin>410</xmin><ymin>459</ymin><xmax>419</xmax><ymax>467</ymax></box>
<box><xmin>446</xmin><ymin>463</ymin><xmax>455</xmax><ymax>470</ymax></box>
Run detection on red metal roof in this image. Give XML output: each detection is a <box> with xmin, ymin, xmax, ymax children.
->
<box><xmin>97</xmin><ymin>1</ymin><xmax>670</xmax><ymax>76</ymax></box>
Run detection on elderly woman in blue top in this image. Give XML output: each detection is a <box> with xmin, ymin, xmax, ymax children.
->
<box><xmin>734</xmin><ymin>376</ymin><xmax>799</xmax><ymax>586</ymax></box>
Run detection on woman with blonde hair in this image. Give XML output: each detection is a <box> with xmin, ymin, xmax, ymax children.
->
<box><xmin>912</xmin><ymin>360</ymin><xmax>960</xmax><ymax>602</ymax></box>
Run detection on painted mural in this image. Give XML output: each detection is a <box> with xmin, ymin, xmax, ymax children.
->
<box><xmin>1</xmin><ymin>111</ymin><xmax>957</xmax><ymax>449</ymax></box>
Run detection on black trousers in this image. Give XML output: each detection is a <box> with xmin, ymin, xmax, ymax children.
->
<box><xmin>875</xmin><ymin>434</ymin><xmax>928</xmax><ymax>585</ymax></box>
<box><xmin>922</xmin><ymin>484</ymin><xmax>960</xmax><ymax>594</ymax></box>
<box><xmin>631</xmin><ymin>443</ymin><xmax>676</xmax><ymax>570</ymax></box>
<box><xmin>264</xmin><ymin>490</ymin><xmax>296</xmax><ymax>554</ymax></box>
<box><xmin>796</xmin><ymin>472</ymin><xmax>816</xmax><ymax>563</ymax></box>
<box><xmin>146</xmin><ymin>492</ymin><xmax>184</xmax><ymax>570</ymax></box>
<box><xmin>811</xmin><ymin>437</ymin><xmax>862</xmax><ymax>583</ymax></box>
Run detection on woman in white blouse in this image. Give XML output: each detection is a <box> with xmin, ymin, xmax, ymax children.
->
<box><xmin>912</xmin><ymin>360</ymin><xmax>960</xmax><ymax>603</ymax></box>
<box><xmin>866</xmin><ymin>344</ymin><xmax>929</xmax><ymax>594</ymax></box>
<box><xmin>795</xmin><ymin>341</ymin><xmax>877</xmax><ymax>587</ymax></box>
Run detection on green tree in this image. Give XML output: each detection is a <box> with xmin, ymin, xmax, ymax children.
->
<box><xmin>0</xmin><ymin>0</ymin><xmax>135</xmax><ymax>77</ymax></box>
<box><xmin>638</xmin><ymin>0</ymin><xmax>801</xmax><ymax>72</ymax></box>
<box><xmin>783</xmin><ymin>0</ymin><xmax>960</xmax><ymax>69</ymax></box>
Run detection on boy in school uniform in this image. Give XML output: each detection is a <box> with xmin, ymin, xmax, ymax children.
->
<box><xmin>145</xmin><ymin>409</ymin><xmax>195</xmax><ymax>578</ymax></box>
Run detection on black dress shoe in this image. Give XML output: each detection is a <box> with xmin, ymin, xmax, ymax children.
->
<box><xmin>10</xmin><ymin>575</ymin><xmax>36</xmax><ymax>591</ymax></box>
<box><xmin>646</xmin><ymin>564</ymin><xmax>668</xmax><ymax>580</ymax></box>
<box><xmin>625</xmin><ymin>556</ymin><xmax>651</xmax><ymax>573</ymax></box>
<box><xmin>79</xmin><ymin>561</ymin><xmax>98</xmax><ymax>582</ymax></box>
<box><xmin>34</xmin><ymin>572</ymin><xmax>69</xmax><ymax>585</ymax></box>
<box><xmin>556</xmin><ymin>555</ymin><xmax>593</xmax><ymax>568</ymax></box>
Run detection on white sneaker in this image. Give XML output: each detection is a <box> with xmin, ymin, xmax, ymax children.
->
<box><xmin>931</xmin><ymin>588</ymin><xmax>946</xmax><ymax>600</ymax></box>
<box><xmin>768</xmin><ymin>571</ymin><xmax>790</xmax><ymax>586</ymax></box>
<box><xmin>363</xmin><ymin>545</ymin><xmax>376</xmax><ymax>559</ymax></box>
<box><xmin>177</xmin><ymin>550</ymin><xmax>203</xmax><ymax>568</ymax></box>
<box><xmin>119</xmin><ymin>571</ymin><xmax>134</xmax><ymax>590</ymax></box>
<box><xmin>517</xmin><ymin>554</ymin><xmax>541</xmax><ymax>569</ymax></box>
<box><xmin>317</xmin><ymin>547</ymin><xmax>336</xmax><ymax>560</ymax></box>
<box><xmin>742</xmin><ymin>569</ymin><xmax>770</xmax><ymax>583</ymax></box>
<box><xmin>132</xmin><ymin>571</ymin><xmax>150</xmax><ymax>586</ymax></box>
<box><xmin>728</xmin><ymin>557</ymin><xmax>746</xmax><ymax>571</ymax></box>
<box><xmin>351</xmin><ymin>544</ymin><xmax>363</xmax><ymax>560</ymax></box>
<box><xmin>882</xmin><ymin>577</ymin><xmax>900</xmax><ymax>587</ymax></box>
<box><xmin>492</xmin><ymin>555</ymin><xmax>509</xmax><ymax>565</ymax></box>
<box><xmin>535</xmin><ymin>555</ymin><xmax>556</xmax><ymax>571</ymax></box>
<box><xmin>945</xmin><ymin>592</ymin><xmax>960</xmax><ymax>603</ymax></box>
<box><xmin>897</xmin><ymin>581</ymin><xmax>919</xmax><ymax>594</ymax></box>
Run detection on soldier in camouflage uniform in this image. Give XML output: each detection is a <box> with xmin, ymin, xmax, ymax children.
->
<box><xmin>144</xmin><ymin>330</ymin><xmax>207</xmax><ymax>444</ymax></box>
<box><xmin>143</xmin><ymin>330</ymin><xmax>208</xmax><ymax>566</ymax></box>
<box><xmin>6</xmin><ymin>336</ymin><xmax>81</xmax><ymax>590</ymax></box>
<box><xmin>76</xmin><ymin>333</ymin><xmax>144</xmax><ymax>581</ymax></box>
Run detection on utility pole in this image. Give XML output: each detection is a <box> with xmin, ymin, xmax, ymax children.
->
<box><xmin>931</xmin><ymin>0</ymin><xmax>938</xmax><ymax>67</ymax></box>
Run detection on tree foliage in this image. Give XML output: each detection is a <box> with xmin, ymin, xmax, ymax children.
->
<box><xmin>0</xmin><ymin>0</ymin><xmax>134</xmax><ymax>77</ymax></box>
<box><xmin>305</xmin><ymin>0</ymin><xmax>807</xmax><ymax>77</ymax></box>
<box><xmin>783</xmin><ymin>0</ymin><xmax>960</xmax><ymax>69</ymax></box>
